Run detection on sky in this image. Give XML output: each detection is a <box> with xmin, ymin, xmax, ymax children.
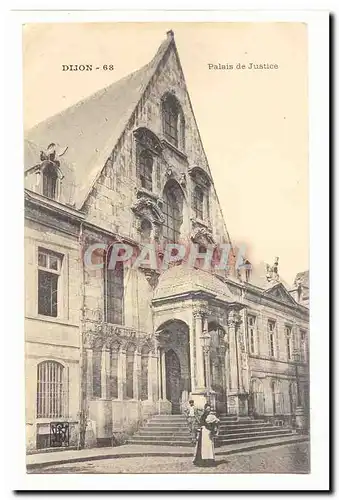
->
<box><xmin>23</xmin><ymin>22</ymin><xmax>309</xmax><ymax>285</ymax></box>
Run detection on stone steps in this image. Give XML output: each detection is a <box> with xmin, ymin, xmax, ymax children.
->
<box><xmin>128</xmin><ymin>413</ymin><xmax>295</xmax><ymax>448</ymax></box>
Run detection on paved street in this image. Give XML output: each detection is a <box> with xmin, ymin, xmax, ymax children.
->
<box><xmin>30</xmin><ymin>442</ymin><xmax>309</xmax><ymax>474</ymax></box>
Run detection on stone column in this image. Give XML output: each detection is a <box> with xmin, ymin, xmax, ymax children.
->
<box><xmin>193</xmin><ymin>310</ymin><xmax>206</xmax><ymax>392</ymax></box>
<box><xmin>161</xmin><ymin>349</ymin><xmax>167</xmax><ymax>400</ymax></box>
<box><xmin>148</xmin><ymin>352</ymin><xmax>156</xmax><ymax>401</ymax></box>
<box><xmin>133</xmin><ymin>348</ymin><xmax>141</xmax><ymax>400</ymax></box>
<box><xmin>101</xmin><ymin>346</ymin><xmax>110</xmax><ymax>399</ymax></box>
<box><xmin>219</xmin><ymin>343</ymin><xmax>227</xmax><ymax>413</ymax></box>
<box><xmin>156</xmin><ymin>346</ymin><xmax>162</xmax><ymax>400</ymax></box>
<box><xmin>85</xmin><ymin>347</ymin><xmax>94</xmax><ymax>401</ymax></box>
<box><xmin>189</xmin><ymin>319</ymin><xmax>196</xmax><ymax>393</ymax></box>
<box><xmin>227</xmin><ymin>309</ymin><xmax>242</xmax><ymax>414</ymax></box>
<box><xmin>118</xmin><ymin>349</ymin><xmax>127</xmax><ymax>400</ymax></box>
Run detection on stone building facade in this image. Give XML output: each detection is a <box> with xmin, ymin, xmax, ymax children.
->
<box><xmin>24</xmin><ymin>31</ymin><xmax>309</xmax><ymax>450</ymax></box>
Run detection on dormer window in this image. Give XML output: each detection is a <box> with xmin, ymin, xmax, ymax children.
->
<box><xmin>139</xmin><ymin>150</ymin><xmax>153</xmax><ymax>192</ymax></box>
<box><xmin>42</xmin><ymin>164</ymin><xmax>58</xmax><ymax>199</ymax></box>
<box><xmin>162</xmin><ymin>93</ymin><xmax>185</xmax><ymax>150</ymax></box>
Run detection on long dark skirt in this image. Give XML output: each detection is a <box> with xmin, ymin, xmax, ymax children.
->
<box><xmin>193</xmin><ymin>426</ymin><xmax>216</xmax><ymax>467</ymax></box>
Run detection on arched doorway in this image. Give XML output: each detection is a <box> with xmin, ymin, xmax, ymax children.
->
<box><xmin>165</xmin><ymin>350</ymin><xmax>181</xmax><ymax>414</ymax></box>
<box><xmin>156</xmin><ymin>319</ymin><xmax>191</xmax><ymax>414</ymax></box>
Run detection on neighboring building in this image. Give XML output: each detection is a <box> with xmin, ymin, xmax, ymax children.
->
<box><xmin>290</xmin><ymin>270</ymin><xmax>310</xmax><ymax>307</ymax></box>
<box><xmin>24</xmin><ymin>31</ymin><xmax>309</xmax><ymax>450</ymax></box>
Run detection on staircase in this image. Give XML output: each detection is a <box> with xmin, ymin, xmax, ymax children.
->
<box><xmin>128</xmin><ymin>414</ymin><xmax>296</xmax><ymax>447</ymax></box>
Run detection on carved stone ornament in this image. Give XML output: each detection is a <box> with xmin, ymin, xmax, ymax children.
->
<box><xmin>193</xmin><ymin>304</ymin><xmax>210</xmax><ymax>319</ymax></box>
<box><xmin>165</xmin><ymin>166</ymin><xmax>174</xmax><ymax>178</ymax></box>
<box><xmin>131</xmin><ymin>196</ymin><xmax>165</xmax><ymax>225</ymax></box>
<box><xmin>133</xmin><ymin>127</ymin><xmax>163</xmax><ymax>155</ymax></box>
<box><xmin>238</xmin><ymin>331</ymin><xmax>246</xmax><ymax>352</ymax></box>
<box><xmin>140</xmin><ymin>267</ymin><xmax>160</xmax><ymax>289</ymax></box>
<box><xmin>179</xmin><ymin>172</ymin><xmax>187</xmax><ymax>188</ymax></box>
<box><xmin>227</xmin><ymin>310</ymin><xmax>242</xmax><ymax>328</ymax></box>
<box><xmin>191</xmin><ymin>226</ymin><xmax>215</xmax><ymax>246</ymax></box>
<box><xmin>84</xmin><ymin>331</ymin><xmax>104</xmax><ymax>349</ymax></box>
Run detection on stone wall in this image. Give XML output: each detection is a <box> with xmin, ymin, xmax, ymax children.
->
<box><xmin>24</xmin><ymin>218</ymin><xmax>81</xmax><ymax>451</ymax></box>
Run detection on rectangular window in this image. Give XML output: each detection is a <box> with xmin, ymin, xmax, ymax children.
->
<box><xmin>268</xmin><ymin>320</ymin><xmax>276</xmax><ymax>357</ymax></box>
<box><xmin>105</xmin><ymin>258</ymin><xmax>124</xmax><ymax>325</ymax></box>
<box><xmin>37</xmin><ymin>249</ymin><xmax>62</xmax><ymax>317</ymax></box>
<box><xmin>300</xmin><ymin>329</ymin><xmax>307</xmax><ymax>362</ymax></box>
<box><xmin>247</xmin><ymin>315</ymin><xmax>256</xmax><ymax>354</ymax></box>
<box><xmin>193</xmin><ymin>186</ymin><xmax>204</xmax><ymax>220</ymax></box>
<box><xmin>285</xmin><ymin>326</ymin><xmax>292</xmax><ymax>360</ymax></box>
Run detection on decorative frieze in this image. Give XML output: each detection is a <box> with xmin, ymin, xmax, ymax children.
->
<box><xmin>83</xmin><ymin>321</ymin><xmax>154</xmax><ymax>351</ymax></box>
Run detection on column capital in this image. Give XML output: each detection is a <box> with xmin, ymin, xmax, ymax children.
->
<box><xmin>227</xmin><ymin>309</ymin><xmax>242</xmax><ymax>327</ymax></box>
<box><xmin>83</xmin><ymin>331</ymin><xmax>104</xmax><ymax>349</ymax></box>
<box><xmin>193</xmin><ymin>307</ymin><xmax>210</xmax><ymax>319</ymax></box>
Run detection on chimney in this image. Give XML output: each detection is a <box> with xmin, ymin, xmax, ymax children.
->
<box><xmin>166</xmin><ymin>30</ymin><xmax>174</xmax><ymax>40</ymax></box>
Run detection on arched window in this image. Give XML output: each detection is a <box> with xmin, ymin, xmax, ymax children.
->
<box><xmin>141</xmin><ymin>345</ymin><xmax>150</xmax><ymax>401</ymax></box>
<box><xmin>37</xmin><ymin>361</ymin><xmax>64</xmax><ymax>418</ymax></box>
<box><xmin>105</xmin><ymin>250</ymin><xmax>124</xmax><ymax>325</ymax></box>
<box><xmin>42</xmin><ymin>164</ymin><xmax>58</xmax><ymax>199</ymax></box>
<box><xmin>162</xmin><ymin>181</ymin><xmax>183</xmax><ymax>243</ymax></box>
<box><xmin>162</xmin><ymin>93</ymin><xmax>184</xmax><ymax>149</ymax></box>
<box><xmin>126</xmin><ymin>344</ymin><xmax>136</xmax><ymax>399</ymax></box>
<box><xmin>193</xmin><ymin>186</ymin><xmax>204</xmax><ymax>220</ymax></box>
<box><xmin>139</xmin><ymin>151</ymin><xmax>153</xmax><ymax>191</ymax></box>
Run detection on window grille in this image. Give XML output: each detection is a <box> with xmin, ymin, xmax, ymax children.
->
<box><xmin>37</xmin><ymin>361</ymin><xmax>64</xmax><ymax>418</ymax></box>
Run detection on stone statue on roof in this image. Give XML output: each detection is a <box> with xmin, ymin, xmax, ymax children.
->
<box><xmin>266</xmin><ymin>257</ymin><xmax>279</xmax><ymax>282</ymax></box>
<box><xmin>40</xmin><ymin>143</ymin><xmax>68</xmax><ymax>167</ymax></box>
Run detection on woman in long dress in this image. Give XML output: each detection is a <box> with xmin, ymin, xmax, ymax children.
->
<box><xmin>193</xmin><ymin>404</ymin><xmax>220</xmax><ymax>467</ymax></box>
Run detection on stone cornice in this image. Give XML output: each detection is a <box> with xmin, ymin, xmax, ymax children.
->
<box><xmin>224</xmin><ymin>276</ymin><xmax>309</xmax><ymax>318</ymax></box>
<box><xmin>25</xmin><ymin>188</ymin><xmax>85</xmax><ymax>221</ymax></box>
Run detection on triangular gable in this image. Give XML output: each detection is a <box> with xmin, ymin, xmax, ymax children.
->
<box><xmin>263</xmin><ymin>282</ymin><xmax>298</xmax><ymax>307</ymax></box>
<box><xmin>24</xmin><ymin>34</ymin><xmax>173</xmax><ymax>209</ymax></box>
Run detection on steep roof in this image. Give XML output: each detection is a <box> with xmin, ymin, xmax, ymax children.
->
<box><xmin>24</xmin><ymin>33</ymin><xmax>173</xmax><ymax>209</ymax></box>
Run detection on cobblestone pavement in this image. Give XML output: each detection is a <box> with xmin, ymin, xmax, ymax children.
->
<box><xmin>31</xmin><ymin>442</ymin><xmax>309</xmax><ymax>474</ymax></box>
